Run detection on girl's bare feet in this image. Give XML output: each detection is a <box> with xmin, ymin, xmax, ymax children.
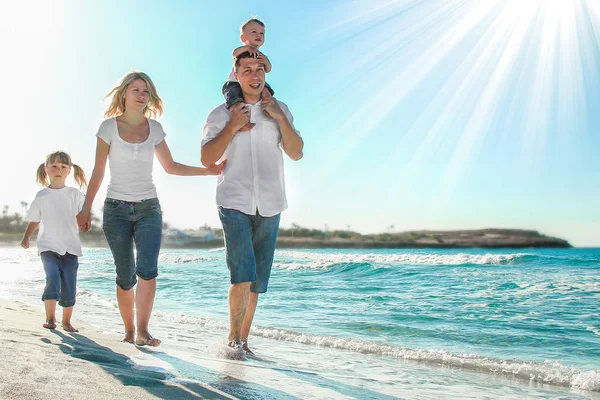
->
<box><xmin>43</xmin><ymin>319</ymin><xmax>56</xmax><ymax>330</ymax></box>
<box><xmin>62</xmin><ymin>322</ymin><xmax>79</xmax><ymax>332</ymax></box>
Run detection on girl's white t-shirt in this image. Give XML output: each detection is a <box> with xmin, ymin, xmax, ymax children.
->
<box><xmin>26</xmin><ymin>187</ymin><xmax>85</xmax><ymax>256</ymax></box>
<box><xmin>96</xmin><ymin>118</ymin><xmax>166</xmax><ymax>201</ymax></box>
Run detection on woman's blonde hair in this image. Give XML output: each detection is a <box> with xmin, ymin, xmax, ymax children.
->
<box><xmin>36</xmin><ymin>151</ymin><xmax>87</xmax><ymax>190</ymax></box>
<box><xmin>104</xmin><ymin>71</ymin><xmax>163</xmax><ymax>119</ymax></box>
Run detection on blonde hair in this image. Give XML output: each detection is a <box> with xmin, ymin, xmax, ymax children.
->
<box><xmin>240</xmin><ymin>17</ymin><xmax>265</xmax><ymax>35</ymax></box>
<box><xmin>104</xmin><ymin>71</ymin><xmax>163</xmax><ymax>119</ymax></box>
<box><xmin>36</xmin><ymin>151</ymin><xmax>87</xmax><ymax>190</ymax></box>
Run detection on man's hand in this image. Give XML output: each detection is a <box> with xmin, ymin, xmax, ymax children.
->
<box><xmin>261</xmin><ymin>96</ymin><xmax>285</xmax><ymax>121</ymax></box>
<box><xmin>21</xmin><ymin>237</ymin><xmax>30</xmax><ymax>249</ymax></box>
<box><xmin>230</xmin><ymin>103</ymin><xmax>251</xmax><ymax>132</ymax></box>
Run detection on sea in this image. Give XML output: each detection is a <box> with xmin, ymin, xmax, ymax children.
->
<box><xmin>1</xmin><ymin>246</ymin><xmax>599</xmax><ymax>399</ymax></box>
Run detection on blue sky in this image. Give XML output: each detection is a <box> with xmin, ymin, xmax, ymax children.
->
<box><xmin>1</xmin><ymin>0</ymin><xmax>599</xmax><ymax>246</ymax></box>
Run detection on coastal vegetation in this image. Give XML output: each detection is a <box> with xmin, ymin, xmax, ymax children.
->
<box><xmin>0</xmin><ymin>204</ymin><xmax>571</xmax><ymax>248</ymax></box>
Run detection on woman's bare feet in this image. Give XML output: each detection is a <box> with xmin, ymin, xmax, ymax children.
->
<box><xmin>122</xmin><ymin>331</ymin><xmax>135</xmax><ymax>344</ymax></box>
<box><xmin>43</xmin><ymin>319</ymin><xmax>56</xmax><ymax>330</ymax></box>
<box><xmin>61</xmin><ymin>322</ymin><xmax>79</xmax><ymax>332</ymax></box>
<box><xmin>135</xmin><ymin>332</ymin><xmax>161</xmax><ymax>347</ymax></box>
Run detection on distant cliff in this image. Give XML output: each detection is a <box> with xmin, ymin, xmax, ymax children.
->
<box><xmin>1</xmin><ymin>229</ymin><xmax>572</xmax><ymax>249</ymax></box>
<box><xmin>275</xmin><ymin>229</ymin><xmax>572</xmax><ymax>249</ymax></box>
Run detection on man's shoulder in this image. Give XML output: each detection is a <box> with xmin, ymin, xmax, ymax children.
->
<box><xmin>275</xmin><ymin>99</ymin><xmax>291</xmax><ymax>111</ymax></box>
<box><xmin>206</xmin><ymin>103</ymin><xmax>230</xmax><ymax>122</ymax></box>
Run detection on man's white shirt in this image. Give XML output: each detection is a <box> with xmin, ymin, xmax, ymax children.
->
<box><xmin>202</xmin><ymin>100</ymin><xmax>300</xmax><ymax>217</ymax></box>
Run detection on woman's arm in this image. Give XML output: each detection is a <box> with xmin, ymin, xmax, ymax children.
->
<box><xmin>21</xmin><ymin>222</ymin><xmax>40</xmax><ymax>249</ymax></box>
<box><xmin>156</xmin><ymin>140</ymin><xmax>225</xmax><ymax>176</ymax></box>
<box><xmin>77</xmin><ymin>138</ymin><xmax>109</xmax><ymax>232</ymax></box>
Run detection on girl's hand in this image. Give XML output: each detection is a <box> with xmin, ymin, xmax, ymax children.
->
<box><xmin>76</xmin><ymin>210</ymin><xmax>91</xmax><ymax>232</ymax></box>
<box><xmin>207</xmin><ymin>160</ymin><xmax>227</xmax><ymax>175</ymax></box>
<box><xmin>21</xmin><ymin>237</ymin><xmax>29</xmax><ymax>249</ymax></box>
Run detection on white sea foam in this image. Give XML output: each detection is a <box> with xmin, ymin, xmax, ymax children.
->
<box><xmin>152</xmin><ymin>310</ymin><xmax>229</xmax><ymax>331</ymax></box>
<box><xmin>158</xmin><ymin>254</ymin><xmax>208</xmax><ymax>264</ymax></box>
<box><xmin>274</xmin><ymin>251</ymin><xmax>530</xmax><ymax>270</ymax></box>
<box><xmin>246</xmin><ymin>324</ymin><xmax>600</xmax><ymax>391</ymax></box>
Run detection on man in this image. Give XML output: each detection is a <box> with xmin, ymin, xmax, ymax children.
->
<box><xmin>201</xmin><ymin>51</ymin><xmax>303</xmax><ymax>355</ymax></box>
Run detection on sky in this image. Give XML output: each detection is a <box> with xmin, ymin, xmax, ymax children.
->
<box><xmin>1</xmin><ymin>0</ymin><xmax>599</xmax><ymax>247</ymax></box>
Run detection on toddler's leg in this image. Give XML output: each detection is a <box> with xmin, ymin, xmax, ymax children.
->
<box><xmin>263</xmin><ymin>82</ymin><xmax>275</xmax><ymax>98</ymax></box>
<box><xmin>223</xmin><ymin>81</ymin><xmax>254</xmax><ymax>131</ymax></box>
<box><xmin>222</xmin><ymin>81</ymin><xmax>244</xmax><ymax>108</ymax></box>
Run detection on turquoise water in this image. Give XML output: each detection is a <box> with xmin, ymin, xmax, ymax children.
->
<box><xmin>1</xmin><ymin>247</ymin><xmax>599</xmax><ymax>399</ymax></box>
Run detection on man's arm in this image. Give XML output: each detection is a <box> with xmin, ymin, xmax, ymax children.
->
<box><xmin>261</xmin><ymin>98</ymin><xmax>303</xmax><ymax>161</ymax></box>
<box><xmin>201</xmin><ymin>103</ymin><xmax>250</xmax><ymax>167</ymax></box>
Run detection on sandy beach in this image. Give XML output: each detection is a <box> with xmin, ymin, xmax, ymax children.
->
<box><xmin>0</xmin><ymin>299</ymin><xmax>234</xmax><ymax>400</ymax></box>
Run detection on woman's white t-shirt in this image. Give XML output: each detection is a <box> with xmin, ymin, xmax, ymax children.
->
<box><xmin>26</xmin><ymin>187</ymin><xmax>85</xmax><ymax>256</ymax></box>
<box><xmin>96</xmin><ymin>118</ymin><xmax>166</xmax><ymax>201</ymax></box>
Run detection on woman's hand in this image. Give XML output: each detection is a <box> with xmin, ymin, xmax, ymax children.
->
<box><xmin>207</xmin><ymin>160</ymin><xmax>227</xmax><ymax>175</ymax></box>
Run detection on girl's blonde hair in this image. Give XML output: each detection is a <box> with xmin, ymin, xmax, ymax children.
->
<box><xmin>104</xmin><ymin>71</ymin><xmax>163</xmax><ymax>119</ymax></box>
<box><xmin>36</xmin><ymin>151</ymin><xmax>87</xmax><ymax>190</ymax></box>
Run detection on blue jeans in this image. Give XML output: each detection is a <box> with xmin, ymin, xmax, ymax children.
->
<box><xmin>40</xmin><ymin>251</ymin><xmax>78</xmax><ymax>307</ymax></box>
<box><xmin>218</xmin><ymin>207</ymin><xmax>280</xmax><ymax>293</ymax></box>
<box><xmin>102</xmin><ymin>198</ymin><xmax>162</xmax><ymax>290</ymax></box>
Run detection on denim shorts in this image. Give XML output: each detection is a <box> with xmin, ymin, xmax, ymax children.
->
<box><xmin>40</xmin><ymin>251</ymin><xmax>79</xmax><ymax>307</ymax></box>
<box><xmin>102</xmin><ymin>198</ymin><xmax>162</xmax><ymax>290</ymax></box>
<box><xmin>218</xmin><ymin>207</ymin><xmax>280</xmax><ymax>293</ymax></box>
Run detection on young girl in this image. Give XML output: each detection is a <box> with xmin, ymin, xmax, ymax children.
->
<box><xmin>21</xmin><ymin>151</ymin><xmax>87</xmax><ymax>332</ymax></box>
<box><xmin>77</xmin><ymin>71</ymin><xmax>224</xmax><ymax>346</ymax></box>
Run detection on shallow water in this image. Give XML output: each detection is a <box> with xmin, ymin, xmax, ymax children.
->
<box><xmin>1</xmin><ymin>246</ymin><xmax>599</xmax><ymax>399</ymax></box>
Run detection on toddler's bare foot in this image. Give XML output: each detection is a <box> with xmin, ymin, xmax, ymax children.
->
<box><xmin>62</xmin><ymin>323</ymin><xmax>78</xmax><ymax>332</ymax></box>
<box><xmin>43</xmin><ymin>320</ymin><xmax>56</xmax><ymax>330</ymax></box>
<box><xmin>238</xmin><ymin>123</ymin><xmax>255</xmax><ymax>131</ymax></box>
<box><xmin>136</xmin><ymin>332</ymin><xmax>161</xmax><ymax>347</ymax></box>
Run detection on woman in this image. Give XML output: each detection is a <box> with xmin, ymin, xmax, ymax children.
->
<box><xmin>77</xmin><ymin>71</ymin><xmax>223</xmax><ymax>346</ymax></box>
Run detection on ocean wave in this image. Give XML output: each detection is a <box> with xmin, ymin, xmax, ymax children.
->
<box><xmin>274</xmin><ymin>251</ymin><xmax>534</xmax><ymax>270</ymax></box>
<box><xmin>248</xmin><ymin>325</ymin><xmax>600</xmax><ymax>391</ymax></box>
<box><xmin>158</xmin><ymin>254</ymin><xmax>209</xmax><ymax>264</ymax></box>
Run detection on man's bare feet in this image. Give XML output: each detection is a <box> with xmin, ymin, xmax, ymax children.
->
<box><xmin>43</xmin><ymin>320</ymin><xmax>56</xmax><ymax>330</ymax></box>
<box><xmin>238</xmin><ymin>123</ymin><xmax>255</xmax><ymax>131</ymax></box>
<box><xmin>62</xmin><ymin>323</ymin><xmax>79</xmax><ymax>333</ymax></box>
<box><xmin>136</xmin><ymin>333</ymin><xmax>161</xmax><ymax>347</ymax></box>
<box><xmin>122</xmin><ymin>331</ymin><xmax>135</xmax><ymax>344</ymax></box>
<box><xmin>242</xmin><ymin>338</ymin><xmax>255</xmax><ymax>356</ymax></box>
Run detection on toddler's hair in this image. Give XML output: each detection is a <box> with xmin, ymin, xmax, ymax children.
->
<box><xmin>36</xmin><ymin>151</ymin><xmax>87</xmax><ymax>190</ymax></box>
<box><xmin>104</xmin><ymin>71</ymin><xmax>163</xmax><ymax>119</ymax></box>
<box><xmin>240</xmin><ymin>17</ymin><xmax>265</xmax><ymax>34</ymax></box>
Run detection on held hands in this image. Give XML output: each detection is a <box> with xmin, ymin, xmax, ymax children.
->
<box><xmin>230</xmin><ymin>103</ymin><xmax>251</xmax><ymax>132</ymax></box>
<box><xmin>207</xmin><ymin>160</ymin><xmax>227</xmax><ymax>175</ymax></box>
<box><xmin>261</xmin><ymin>95</ymin><xmax>284</xmax><ymax>121</ymax></box>
<box><xmin>76</xmin><ymin>210</ymin><xmax>91</xmax><ymax>233</ymax></box>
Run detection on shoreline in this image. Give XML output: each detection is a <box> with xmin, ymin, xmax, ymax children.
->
<box><xmin>0</xmin><ymin>299</ymin><xmax>233</xmax><ymax>399</ymax></box>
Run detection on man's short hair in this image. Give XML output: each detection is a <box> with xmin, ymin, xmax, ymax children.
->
<box><xmin>240</xmin><ymin>17</ymin><xmax>265</xmax><ymax>34</ymax></box>
<box><xmin>234</xmin><ymin>51</ymin><xmax>265</xmax><ymax>71</ymax></box>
